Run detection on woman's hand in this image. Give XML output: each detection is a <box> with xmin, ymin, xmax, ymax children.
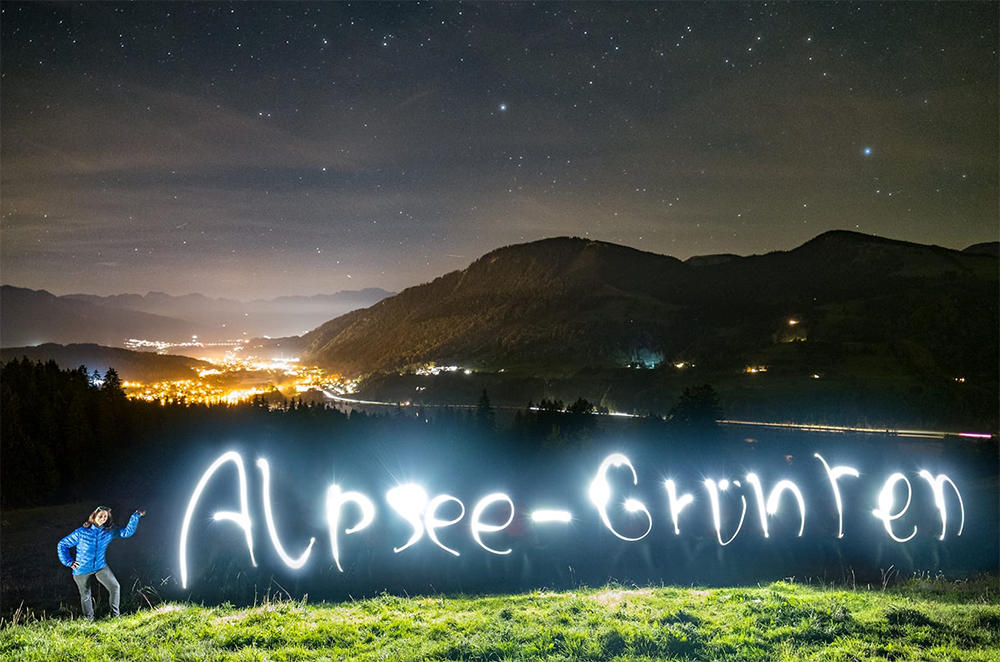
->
<box><xmin>135</xmin><ymin>509</ymin><xmax>146</xmax><ymax>516</ymax></box>
<box><xmin>71</xmin><ymin>561</ymin><xmax>80</xmax><ymax>570</ymax></box>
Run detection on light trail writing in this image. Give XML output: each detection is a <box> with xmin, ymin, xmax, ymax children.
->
<box><xmin>178</xmin><ymin>452</ymin><xmax>967</xmax><ymax>588</ymax></box>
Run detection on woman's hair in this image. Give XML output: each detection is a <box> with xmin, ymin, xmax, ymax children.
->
<box><xmin>83</xmin><ymin>506</ymin><xmax>114</xmax><ymax>529</ymax></box>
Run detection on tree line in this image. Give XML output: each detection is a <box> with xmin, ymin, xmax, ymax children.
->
<box><xmin>1</xmin><ymin>358</ymin><xmax>724</xmax><ymax>509</ymax></box>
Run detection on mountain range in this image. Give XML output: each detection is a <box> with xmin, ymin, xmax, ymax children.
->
<box><xmin>0</xmin><ymin>287</ymin><xmax>393</xmax><ymax>347</ymax></box>
<box><xmin>277</xmin><ymin>231</ymin><xmax>995</xmax><ymax>427</ymax></box>
<box><xmin>295</xmin><ymin>231</ymin><xmax>998</xmax><ymax>382</ymax></box>
<box><xmin>3</xmin><ymin>231</ymin><xmax>996</xmax><ymax>428</ymax></box>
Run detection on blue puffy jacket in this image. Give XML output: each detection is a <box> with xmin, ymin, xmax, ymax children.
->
<box><xmin>57</xmin><ymin>512</ymin><xmax>142</xmax><ymax>575</ymax></box>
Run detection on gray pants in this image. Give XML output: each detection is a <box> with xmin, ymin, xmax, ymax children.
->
<box><xmin>73</xmin><ymin>566</ymin><xmax>121</xmax><ymax>620</ymax></box>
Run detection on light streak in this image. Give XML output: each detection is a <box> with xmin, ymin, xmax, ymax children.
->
<box><xmin>918</xmin><ymin>471</ymin><xmax>965</xmax><ymax>540</ymax></box>
<box><xmin>531</xmin><ymin>510</ymin><xmax>572</xmax><ymax>523</ymax></box>
<box><xmin>720</xmin><ymin>420</ymin><xmax>993</xmax><ymax>440</ymax></box>
<box><xmin>175</xmin><ymin>449</ymin><xmax>972</xmax><ymax>583</ymax></box>
<box><xmin>471</xmin><ymin>493</ymin><xmax>514</xmax><ymax>555</ymax></box>
<box><xmin>746</xmin><ymin>474</ymin><xmax>770</xmax><ymax>537</ymax></box>
<box><xmin>814</xmin><ymin>454</ymin><xmax>859</xmax><ymax>538</ymax></box>
<box><xmin>425</xmin><ymin>494</ymin><xmax>466</xmax><ymax>556</ymax></box>
<box><xmin>325</xmin><ymin>484</ymin><xmax>376</xmax><ymax>572</ymax></box>
<box><xmin>256</xmin><ymin>459</ymin><xmax>315</xmax><ymax>569</ymax></box>
<box><xmin>589</xmin><ymin>454</ymin><xmax>652</xmax><ymax>541</ymax></box>
<box><xmin>704</xmin><ymin>478</ymin><xmax>747</xmax><ymax>546</ymax></box>
<box><xmin>386</xmin><ymin>484</ymin><xmax>429</xmax><ymax>553</ymax></box>
<box><xmin>664</xmin><ymin>480</ymin><xmax>694</xmax><ymax>535</ymax></box>
<box><xmin>180</xmin><ymin>451</ymin><xmax>256</xmax><ymax>589</ymax></box>
<box><xmin>321</xmin><ymin>390</ymin><xmax>395</xmax><ymax>406</ymax></box>
<box><xmin>765</xmin><ymin>480</ymin><xmax>806</xmax><ymax>537</ymax></box>
<box><xmin>872</xmin><ymin>473</ymin><xmax>917</xmax><ymax>543</ymax></box>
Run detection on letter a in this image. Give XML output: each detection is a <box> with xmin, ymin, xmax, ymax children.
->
<box><xmin>180</xmin><ymin>452</ymin><xmax>256</xmax><ymax>589</ymax></box>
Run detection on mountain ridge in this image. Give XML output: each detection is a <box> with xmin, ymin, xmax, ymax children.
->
<box><xmin>0</xmin><ymin>286</ymin><xmax>210</xmax><ymax>348</ymax></box>
<box><xmin>294</xmin><ymin>231</ymin><xmax>998</xmax><ymax>388</ymax></box>
<box><xmin>0</xmin><ymin>343</ymin><xmax>210</xmax><ymax>382</ymax></box>
<box><xmin>0</xmin><ymin>286</ymin><xmax>394</xmax><ymax>346</ymax></box>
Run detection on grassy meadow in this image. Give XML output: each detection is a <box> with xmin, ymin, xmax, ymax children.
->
<box><xmin>2</xmin><ymin>578</ymin><xmax>998</xmax><ymax>661</ymax></box>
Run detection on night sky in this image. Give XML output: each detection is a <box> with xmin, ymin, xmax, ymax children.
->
<box><xmin>2</xmin><ymin>2</ymin><xmax>997</xmax><ymax>299</ymax></box>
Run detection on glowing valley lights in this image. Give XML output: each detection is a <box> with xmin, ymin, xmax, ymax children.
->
<box><xmin>178</xmin><ymin>452</ymin><xmax>968</xmax><ymax>588</ymax></box>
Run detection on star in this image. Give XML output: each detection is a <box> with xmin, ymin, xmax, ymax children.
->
<box><xmin>863</xmin><ymin>147</ymin><xmax>873</xmax><ymax>156</ymax></box>
<box><xmin>499</xmin><ymin>103</ymin><xmax>507</xmax><ymax>112</ymax></box>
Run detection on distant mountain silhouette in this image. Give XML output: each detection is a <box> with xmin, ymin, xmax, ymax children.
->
<box><xmin>0</xmin><ymin>343</ymin><xmax>210</xmax><ymax>382</ymax></box>
<box><xmin>298</xmin><ymin>232</ymin><xmax>998</xmax><ymax>399</ymax></box>
<box><xmin>0</xmin><ymin>287</ymin><xmax>394</xmax><ymax>347</ymax></box>
<box><xmin>65</xmin><ymin>289</ymin><xmax>394</xmax><ymax>339</ymax></box>
<box><xmin>0</xmin><ymin>286</ymin><xmax>206</xmax><ymax>348</ymax></box>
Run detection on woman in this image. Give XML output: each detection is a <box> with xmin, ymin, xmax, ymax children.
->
<box><xmin>57</xmin><ymin>505</ymin><xmax>144</xmax><ymax>620</ymax></box>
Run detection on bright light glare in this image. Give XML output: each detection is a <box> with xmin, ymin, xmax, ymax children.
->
<box><xmin>386</xmin><ymin>484</ymin><xmax>429</xmax><ymax>553</ymax></box>
<box><xmin>705</xmin><ymin>478</ymin><xmax>747</xmax><ymax>546</ymax></box>
<box><xmin>532</xmin><ymin>510</ymin><xmax>572</xmax><ymax>523</ymax></box>
<box><xmin>471</xmin><ymin>493</ymin><xmax>514</xmax><ymax>555</ymax></box>
<box><xmin>326</xmin><ymin>484</ymin><xmax>376</xmax><ymax>571</ymax></box>
<box><xmin>425</xmin><ymin>494</ymin><xmax>466</xmax><ymax>556</ymax></box>
<box><xmin>918</xmin><ymin>470</ymin><xmax>965</xmax><ymax>540</ymax></box>
<box><xmin>664</xmin><ymin>480</ymin><xmax>694</xmax><ymax>535</ymax></box>
<box><xmin>872</xmin><ymin>473</ymin><xmax>917</xmax><ymax>542</ymax></box>
<box><xmin>814</xmin><ymin>454</ymin><xmax>859</xmax><ymax>538</ymax></box>
<box><xmin>257</xmin><ymin>459</ymin><xmax>315</xmax><ymax>569</ymax></box>
<box><xmin>589</xmin><ymin>454</ymin><xmax>651</xmax><ymax>541</ymax></box>
<box><xmin>180</xmin><ymin>451</ymin><xmax>256</xmax><ymax>589</ymax></box>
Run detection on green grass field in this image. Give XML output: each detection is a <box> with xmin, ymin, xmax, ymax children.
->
<box><xmin>2</xmin><ymin>578</ymin><xmax>997</xmax><ymax>661</ymax></box>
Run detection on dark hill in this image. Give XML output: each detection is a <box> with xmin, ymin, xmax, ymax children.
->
<box><xmin>299</xmin><ymin>232</ymin><xmax>999</xmax><ymax>402</ymax></box>
<box><xmin>684</xmin><ymin>254</ymin><xmax>740</xmax><ymax>267</ymax></box>
<box><xmin>0</xmin><ymin>343</ymin><xmax>210</xmax><ymax>382</ymax></box>
<box><xmin>299</xmin><ymin>238</ymin><xmax>688</xmax><ymax>376</ymax></box>
<box><xmin>963</xmin><ymin>242</ymin><xmax>999</xmax><ymax>258</ymax></box>
<box><xmin>0</xmin><ymin>286</ymin><xmax>206</xmax><ymax>348</ymax></box>
<box><xmin>63</xmin><ymin>288</ymin><xmax>393</xmax><ymax>339</ymax></box>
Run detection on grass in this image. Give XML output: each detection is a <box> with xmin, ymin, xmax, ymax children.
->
<box><xmin>2</xmin><ymin>578</ymin><xmax>998</xmax><ymax>661</ymax></box>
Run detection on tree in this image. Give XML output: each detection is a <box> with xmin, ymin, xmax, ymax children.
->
<box><xmin>476</xmin><ymin>389</ymin><xmax>496</xmax><ymax>432</ymax></box>
<box><xmin>102</xmin><ymin>368</ymin><xmax>125</xmax><ymax>400</ymax></box>
<box><xmin>565</xmin><ymin>397</ymin><xmax>598</xmax><ymax>440</ymax></box>
<box><xmin>0</xmin><ymin>382</ymin><xmax>57</xmax><ymax>505</ymax></box>
<box><xmin>668</xmin><ymin>384</ymin><xmax>723</xmax><ymax>433</ymax></box>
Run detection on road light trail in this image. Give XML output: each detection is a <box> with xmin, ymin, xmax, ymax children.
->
<box><xmin>719</xmin><ymin>419</ymin><xmax>993</xmax><ymax>440</ymax></box>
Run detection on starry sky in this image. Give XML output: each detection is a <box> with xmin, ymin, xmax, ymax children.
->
<box><xmin>1</xmin><ymin>2</ymin><xmax>997</xmax><ymax>299</ymax></box>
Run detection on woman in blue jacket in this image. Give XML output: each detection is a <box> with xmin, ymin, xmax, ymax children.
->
<box><xmin>57</xmin><ymin>505</ymin><xmax>144</xmax><ymax>620</ymax></box>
